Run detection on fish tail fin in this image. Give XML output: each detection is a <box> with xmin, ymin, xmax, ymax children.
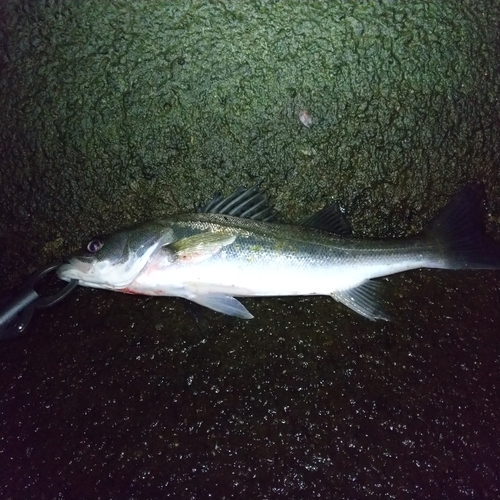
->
<box><xmin>425</xmin><ymin>182</ymin><xmax>500</xmax><ymax>269</ymax></box>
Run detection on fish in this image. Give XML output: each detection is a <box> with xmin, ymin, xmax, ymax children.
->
<box><xmin>57</xmin><ymin>183</ymin><xmax>500</xmax><ymax>321</ymax></box>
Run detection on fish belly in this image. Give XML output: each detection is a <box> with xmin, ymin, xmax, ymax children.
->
<box><xmin>127</xmin><ymin>249</ymin><xmax>432</xmax><ymax>298</ymax></box>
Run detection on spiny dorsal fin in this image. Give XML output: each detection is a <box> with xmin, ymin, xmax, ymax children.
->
<box><xmin>197</xmin><ymin>184</ymin><xmax>277</xmax><ymax>222</ymax></box>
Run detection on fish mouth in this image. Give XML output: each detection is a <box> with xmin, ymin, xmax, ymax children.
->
<box><xmin>56</xmin><ymin>254</ymin><xmax>145</xmax><ymax>290</ymax></box>
<box><xmin>57</xmin><ymin>258</ymin><xmax>93</xmax><ymax>282</ymax></box>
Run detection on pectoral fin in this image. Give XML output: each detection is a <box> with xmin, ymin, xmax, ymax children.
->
<box><xmin>186</xmin><ymin>293</ymin><xmax>254</xmax><ymax>319</ymax></box>
<box><xmin>166</xmin><ymin>233</ymin><xmax>236</xmax><ymax>264</ymax></box>
<box><xmin>331</xmin><ymin>280</ymin><xmax>390</xmax><ymax>321</ymax></box>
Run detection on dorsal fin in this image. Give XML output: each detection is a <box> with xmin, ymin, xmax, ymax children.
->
<box><xmin>301</xmin><ymin>202</ymin><xmax>352</xmax><ymax>235</ymax></box>
<box><xmin>197</xmin><ymin>185</ymin><xmax>277</xmax><ymax>222</ymax></box>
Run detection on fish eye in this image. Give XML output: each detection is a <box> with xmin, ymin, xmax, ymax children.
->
<box><xmin>87</xmin><ymin>239</ymin><xmax>104</xmax><ymax>253</ymax></box>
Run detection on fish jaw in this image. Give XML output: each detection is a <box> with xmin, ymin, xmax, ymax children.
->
<box><xmin>57</xmin><ymin>258</ymin><xmax>94</xmax><ymax>285</ymax></box>
<box><xmin>57</xmin><ymin>251</ymin><xmax>154</xmax><ymax>290</ymax></box>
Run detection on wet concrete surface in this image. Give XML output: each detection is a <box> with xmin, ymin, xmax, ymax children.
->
<box><xmin>1</xmin><ymin>271</ymin><xmax>499</xmax><ymax>498</ymax></box>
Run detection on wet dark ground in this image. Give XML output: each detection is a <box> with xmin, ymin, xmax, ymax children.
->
<box><xmin>1</xmin><ymin>271</ymin><xmax>499</xmax><ymax>499</ymax></box>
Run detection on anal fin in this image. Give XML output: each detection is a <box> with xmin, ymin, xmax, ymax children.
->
<box><xmin>331</xmin><ymin>280</ymin><xmax>390</xmax><ymax>321</ymax></box>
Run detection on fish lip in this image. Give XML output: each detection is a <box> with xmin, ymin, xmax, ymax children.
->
<box><xmin>57</xmin><ymin>257</ymin><xmax>92</xmax><ymax>281</ymax></box>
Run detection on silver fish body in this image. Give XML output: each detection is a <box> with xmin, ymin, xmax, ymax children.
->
<box><xmin>57</xmin><ymin>184</ymin><xmax>500</xmax><ymax>320</ymax></box>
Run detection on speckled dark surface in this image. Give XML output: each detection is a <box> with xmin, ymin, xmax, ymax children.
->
<box><xmin>1</xmin><ymin>271</ymin><xmax>499</xmax><ymax>498</ymax></box>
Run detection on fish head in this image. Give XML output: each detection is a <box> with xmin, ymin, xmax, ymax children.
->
<box><xmin>57</xmin><ymin>221</ymin><xmax>174</xmax><ymax>290</ymax></box>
